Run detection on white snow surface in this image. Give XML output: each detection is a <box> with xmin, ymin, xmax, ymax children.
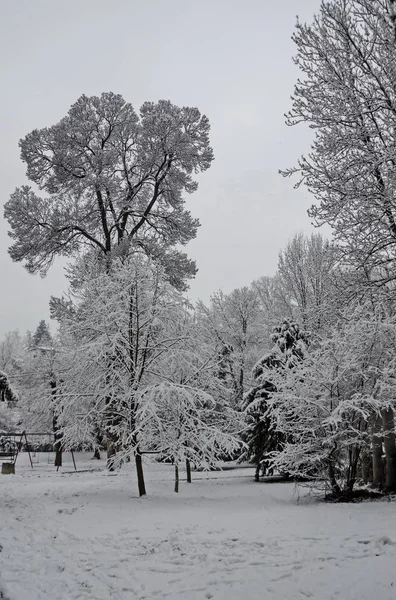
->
<box><xmin>1</xmin><ymin>453</ymin><xmax>396</xmax><ymax>600</ymax></box>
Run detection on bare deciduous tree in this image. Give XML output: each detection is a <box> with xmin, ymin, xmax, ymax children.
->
<box><xmin>282</xmin><ymin>0</ymin><xmax>396</xmax><ymax>286</ymax></box>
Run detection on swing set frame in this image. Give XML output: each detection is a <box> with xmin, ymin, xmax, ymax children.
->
<box><xmin>0</xmin><ymin>431</ymin><xmax>77</xmax><ymax>471</ymax></box>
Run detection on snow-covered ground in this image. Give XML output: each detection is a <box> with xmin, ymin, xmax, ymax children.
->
<box><xmin>1</xmin><ymin>453</ymin><xmax>396</xmax><ymax>600</ymax></box>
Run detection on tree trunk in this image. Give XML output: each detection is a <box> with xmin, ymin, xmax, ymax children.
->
<box><xmin>372</xmin><ymin>415</ymin><xmax>385</xmax><ymax>488</ymax></box>
<box><xmin>174</xmin><ymin>463</ymin><xmax>179</xmax><ymax>493</ymax></box>
<box><xmin>106</xmin><ymin>440</ymin><xmax>117</xmax><ymax>471</ymax></box>
<box><xmin>53</xmin><ymin>414</ymin><xmax>62</xmax><ymax>468</ymax></box>
<box><xmin>382</xmin><ymin>407</ymin><xmax>396</xmax><ymax>491</ymax></box>
<box><xmin>186</xmin><ymin>459</ymin><xmax>192</xmax><ymax>483</ymax></box>
<box><xmin>93</xmin><ymin>448</ymin><xmax>101</xmax><ymax>460</ymax></box>
<box><xmin>328</xmin><ymin>462</ymin><xmax>341</xmax><ymax>496</ymax></box>
<box><xmin>104</xmin><ymin>371</ymin><xmax>122</xmax><ymax>471</ymax></box>
<box><xmin>135</xmin><ymin>450</ymin><xmax>146</xmax><ymax>497</ymax></box>
<box><xmin>51</xmin><ymin>379</ymin><xmax>63</xmax><ymax>468</ymax></box>
<box><xmin>255</xmin><ymin>463</ymin><xmax>260</xmax><ymax>482</ymax></box>
<box><xmin>345</xmin><ymin>447</ymin><xmax>360</xmax><ymax>495</ymax></box>
<box><xmin>361</xmin><ymin>453</ymin><xmax>373</xmax><ymax>484</ymax></box>
<box><xmin>93</xmin><ymin>425</ymin><xmax>103</xmax><ymax>460</ymax></box>
<box><xmin>54</xmin><ymin>443</ymin><xmax>62</xmax><ymax>468</ymax></box>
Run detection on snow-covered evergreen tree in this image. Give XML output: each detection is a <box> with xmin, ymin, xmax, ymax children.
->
<box><xmin>31</xmin><ymin>320</ymin><xmax>52</xmax><ymax>348</ymax></box>
<box><xmin>242</xmin><ymin>320</ymin><xmax>309</xmax><ymax>481</ymax></box>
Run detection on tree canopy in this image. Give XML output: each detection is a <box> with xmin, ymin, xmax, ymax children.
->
<box><xmin>4</xmin><ymin>93</ymin><xmax>214</xmax><ymax>288</ymax></box>
<box><xmin>282</xmin><ymin>0</ymin><xmax>396</xmax><ymax>284</ymax></box>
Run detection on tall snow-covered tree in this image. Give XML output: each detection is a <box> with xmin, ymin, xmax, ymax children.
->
<box><xmin>197</xmin><ymin>286</ymin><xmax>266</xmax><ymax>408</ymax></box>
<box><xmin>283</xmin><ymin>0</ymin><xmax>396</xmax><ymax>286</ymax></box>
<box><xmin>277</xmin><ymin>233</ymin><xmax>338</xmax><ymax>332</ymax></box>
<box><xmin>4</xmin><ymin>93</ymin><xmax>214</xmax><ymax>289</ymax></box>
<box><xmin>252</xmin><ymin>275</ymin><xmax>294</xmax><ymax>329</ymax></box>
<box><xmin>57</xmin><ymin>252</ymin><xmax>190</xmax><ymax>495</ymax></box>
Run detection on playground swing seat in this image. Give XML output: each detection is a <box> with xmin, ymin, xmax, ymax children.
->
<box><xmin>0</xmin><ymin>437</ymin><xmax>19</xmax><ymax>474</ymax></box>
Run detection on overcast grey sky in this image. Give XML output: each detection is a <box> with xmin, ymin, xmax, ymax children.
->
<box><xmin>0</xmin><ymin>0</ymin><xmax>322</xmax><ymax>339</ymax></box>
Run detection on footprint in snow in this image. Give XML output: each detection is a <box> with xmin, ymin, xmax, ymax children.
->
<box><xmin>357</xmin><ymin>536</ymin><xmax>393</xmax><ymax>546</ymax></box>
<box><xmin>57</xmin><ymin>507</ymin><xmax>78</xmax><ymax>515</ymax></box>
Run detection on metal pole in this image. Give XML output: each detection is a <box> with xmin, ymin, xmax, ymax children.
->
<box><xmin>71</xmin><ymin>449</ymin><xmax>77</xmax><ymax>471</ymax></box>
<box><xmin>24</xmin><ymin>431</ymin><xmax>34</xmax><ymax>469</ymax></box>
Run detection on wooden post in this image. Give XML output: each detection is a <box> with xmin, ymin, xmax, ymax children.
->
<box><xmin>186</xmin><ymin>459</ymin><xmax>192</xmax><ymax>483</ymax></box>
<box><xmin>54</xmin><ymin>443</ymin><xmax>62</xmax><ymax>468</ymax></box>
<box><xmin>71</xmin><ymin>449</ymin><xmax>77</xmax><ymax>471</ymax></box>
<box><xmin>135</xmin><ymin>449</ymin><xmax>147</xmax><ymax>497</ymax></box>
<box><xmin>174</xmin><ymin>463</ymin><xmax>179</xmax><ymax>493</ymax></box>
<box><xmin>23</xmin><ymin>431</ymin><xmax>34</xmax><ymax>469</ymax></box>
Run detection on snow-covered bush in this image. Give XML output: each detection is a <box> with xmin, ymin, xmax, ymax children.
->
<box><xmin>268</xmin><ymin>308</ymin><xmax>396</xmax><ymax>497</ymax></box>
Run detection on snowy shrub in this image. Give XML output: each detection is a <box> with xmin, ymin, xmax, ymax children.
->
<box><xmin>268</xmin><ymin>309</ymin><xmax>396</xmax><ymax>497</ymax></box>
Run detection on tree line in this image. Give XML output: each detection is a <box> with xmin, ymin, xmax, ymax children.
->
<box><xmin>3</xmin><ymin>0</ymin><xmax>396</xmax><ymax>500</ymax></box>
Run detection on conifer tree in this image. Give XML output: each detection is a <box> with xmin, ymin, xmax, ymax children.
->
<box><xmin>243</xmin><ymin>320</ymin><xmax>309</xmax><ymax>481</ymax></box>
